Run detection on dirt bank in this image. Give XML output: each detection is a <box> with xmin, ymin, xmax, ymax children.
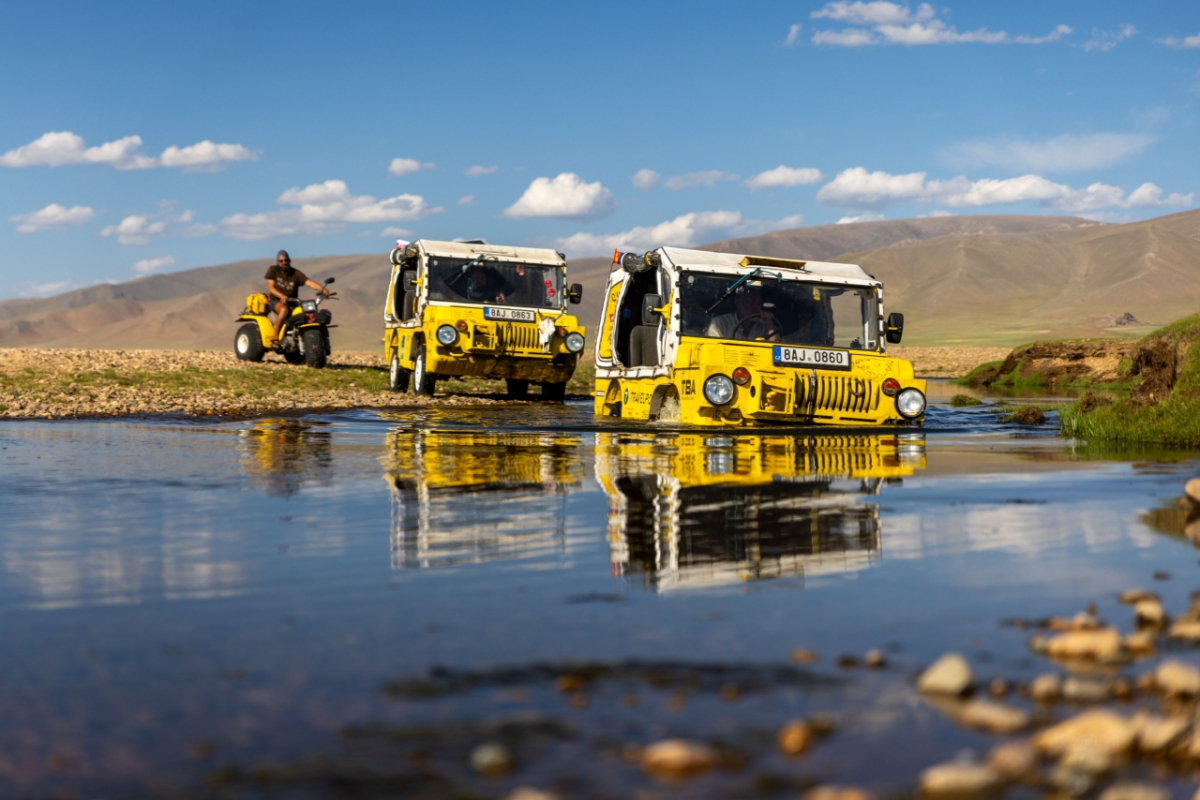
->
<box><xmin>965</xmin><ymin>340</ymin><xmax>1136</xmax><ymax>388</ymax></box>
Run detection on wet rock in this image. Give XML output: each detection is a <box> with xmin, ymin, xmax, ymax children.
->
<box><xmin>918</xmin><ymin>653</ymin><xmax>973</xmax><ymax>695</ymax></box>
<box><xmin>1154</xmin><ymin>659</ymin><xmax>1200</xmax><ymax>695</ymax></box>
<box><xmin>1062</xmin><ymin>675</ymin><xmax>1112</xmax><ymax>703</ymax></box>
<box><xmin>791</xmin><ymin>648</ymin><xmax>819</xmax><ymax>664</ymax></box>
<box><xmin>957</xmin><ymin>699</ymin><xmax>1031</xmax><ymax>733</ymax></box>
<box><xmin>1119</xmin><ymin>589</ymin><xmax>1159</xmax><ymax>605</ymax></box>
<box><xmin>986</xmin><ymin>740</ymin><xmax>1039</xmax><ymax>781</ymax></box>
<box><xmin>1047</xmin><ymin>763</ymin><xmax>1095</xmax><ymax>796</ymax></box>
<box><xmin>1047</xmin><ymin>612</ymin><xmax>1101</xmax><ymax>631</ymax></box>
<box><xmin>1099</xmin><ymin>783</ymin><xmax>1169</xmax><ymax>800</ymax></box>
<box><xmin>469</xmin><ymin>742</ymin><xmax>512</xmax><ymax>775</ymax></box>
<box><xmin>1131</xmin><ymin>712</ymin><xmax>1190</xmax><ymax>753</ymax></box>
<box><xmin>1011</xmin><ymin>406</ymin><xmax>1046</xmax><ymax>425</ymax></box>
<box><xmin>803</xmin><ymin>786</ymin><xmax>875</xmax><ymax>800</ymax></box>
<box><xmin>1059</xmin><ymin>744</ymin><xmax>1114</xmax><ymax>775</ymax></box>
<box><xmin>1030</xmin><ymin>673</ymin><xmax>1062</xmax><ymax>702</ymax></box>
<box><xmin>554</xmin><ymin>674</ymin><xmax>585</xmax><ymax>692</ymax></box>
<box><xmin>1134</xmin><ymin>598</ymin><xmax>1167</xmax><ymax>627</ymax></box>
<box><xmin>777</xmin><ymin>720</ymin><xmax>812</xmax><ymax>755</ymax></box>
<box><xmin>864</xmin><ymin>649</ymin><xmax>886</xmax><ymax>669</ymax></box>
<box><xmin>1123</xmin><ymin>631</ymin><xmax>1156</xmax><ymax>655</ymax></box>
<box><xmin>918</xmin><ymin>760</ymin><xmax>1004</xmax><ymax>797</ymax></box>
<box><xmin>505</xmin><ymin>788</ymin><xmax>563</xmax><ymax>800</ymax></box>
<box><xmin>1034</xmin><ymin>710</ymin><xmax>1136</xmax><ymax>759</ymax></box>
<box><xmin>1043</xmin><ymin>628</ymin><xmax>1123</xmax><ymax>661</ymax></box>
<box><xmin>1186</xmin><ymin>478</ymin><xmax>1200</xmax><ymax>505</ymax></box>
<box><xmin>1168</xmin><ymin>620</ymin><xmax>1200</xmax><ymax>642</ymax></box>
<box><xmin>641</xmin><ymin>739</ymin><xmax>717</xmax><ymax>778</ymax></box>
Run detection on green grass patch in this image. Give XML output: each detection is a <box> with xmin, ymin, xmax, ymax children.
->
<box><xmin>951</xmin><ymin>360</ymin><xmax>1004</xmax><ymax>387</ymax></box>
<box><xmin>949</xmin><ymin>394</ymin><xmax>983</xmax><ymax>406</ymax></box>
<box><xmin>1061</xmin><ymin>396</ymin><xmax>1200</xmax><ymax>447</ymax></box>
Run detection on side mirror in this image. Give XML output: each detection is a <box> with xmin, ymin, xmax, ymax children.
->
<box><xmin>885</xmin><ymin>312</ymin><xmax>904</xmax><ymax>344</ymax></box>
<box><xmin>641</xmin><ymin>294</ymin><xmax>663</xmax><ymax>325</ymax></box>
<box><xmin>324</xmin><ymin>277</ymin><xmax>336</xmax><ymax>285</ymax></box>
<box><xmin>402</xmin><ymin>270</ymin><xmax>417</xmax><ymax>287</ymax></box>
<box><xmin>567</xmin><ymin>283</ymin><xmax>583</xmax><ymax>304</ymax></box>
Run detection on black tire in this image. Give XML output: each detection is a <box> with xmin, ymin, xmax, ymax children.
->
<box><xmin>412</xmin><ymin>345</ymin><xmax>437</xmax><ymax>395</ymax></box>
<box><xmin>283</xmin><ymin>343</ymin><xmax>305</xmax><ymax>365</ymax></box>
<box><xmin>235</xmin><ymin>323</ymin><xmax>265</xmax><ymax>362</ymax></box>
<box><xmin>302</xmin><ymin>328</ymin><xmax>326</xmax><ymax>369</ymax></box>
<box><xmin>389</xmin><ymin>354</ymin><xmax>410</xmax><ymax>392</ymax></box>
<box><xmin>506</xmin><ymin>379</ymin><xmax>529</xmax><ymax>400</ymax></box>
<box><xmin>541</xmin><ymin>382</ymin><xmax>567</xmax><ymax>402</ymax></box>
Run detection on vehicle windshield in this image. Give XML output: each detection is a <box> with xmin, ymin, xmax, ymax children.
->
<box><xmin>426</xmin><ymin>256</ymin><xmax>563</xmax><ymax>309</ymax></box>
<box><xmin>678</xmin><ymin>272</ymin><xmax>879</xmax><ymax>350</ymax></box>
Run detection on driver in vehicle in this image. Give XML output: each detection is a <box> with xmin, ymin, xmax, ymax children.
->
<box><xmin>464</xmin><ymin>265</ymin><xmax>514</xmax><ymax>303</ymax></box>
<box><xmin>706</xmin><ymin>284</ymin><xmax>780</xmax><ymax>342</ymax></box>
<box><xmin>265</xmin><ymin>250</ymin><xmax>331</xmax><ymax>350</ymax></box>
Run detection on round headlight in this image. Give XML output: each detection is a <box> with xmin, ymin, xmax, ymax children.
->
<box><xmin>703</xmin><ymin>374</ymin><xmax>735</xmax><ymax>406</ymax></box>
<box><xmin>895</xmin><ymin>388</ymin><xmax>926</xmax><ymax>419</ymax></box>
<box><xmin>564</xmin><ymin>332</ymin><xmax>585</xmax><ymax>353</ymax></box>
<box><xmin>435</xmin><ymin>324</ymin><xmax>458</xmax><ymax>346</ymax></box>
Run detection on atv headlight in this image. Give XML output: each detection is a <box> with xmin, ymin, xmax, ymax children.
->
<box><xmin>301</xmin><ymin>300</ymin><xmax>317</xmax><ymax>313</ymax></box>
<box><xmin>564</xmin><ymin>332</ymin><xmax>585</xmax><ymax>353</ymax></box>
<box><xmin>703</xmin><ymin>374</ymin><xmax>735</xmax><ymax>406</ymax></box>
<box><xmin>436</xmin><ymin>324</ymin><xmax>458</xmax><ymax>346</ymax></box>
<box><xmin>895</xmin><ymin>388</ymin><xmax>926</xmax><ymax>419</ymax></box>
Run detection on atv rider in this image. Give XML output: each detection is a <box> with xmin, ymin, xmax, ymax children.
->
<box><xmin>265</xmin><ymin>250</ymin><xmax>330</xmax><ymax>349</ymax></box>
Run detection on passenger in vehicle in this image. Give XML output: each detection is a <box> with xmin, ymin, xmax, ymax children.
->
<box><xmin>464</xmin><ymin>265</ymin><xmax>514</xmax><ymax>303</ymax></box>
<box><xmin>706</xmin><ymin>284</ymin><xmax>781</xmax><ymax>342</ymax></box>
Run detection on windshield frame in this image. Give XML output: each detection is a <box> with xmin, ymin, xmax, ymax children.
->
<box><xmin>422</xmin><ymin>254</ymin><xmax>567</xmax><ymax>311</ymax></box>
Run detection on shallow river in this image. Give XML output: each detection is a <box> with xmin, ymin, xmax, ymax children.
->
<box><xmin>1</xmin><ymin>394</ymin><xmax>1199</xmax><ymax>798</ymax></box>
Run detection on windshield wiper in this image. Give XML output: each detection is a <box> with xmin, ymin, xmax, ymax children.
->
<box><xmin>704</xmin><ymin>268</ymin><xmax>792</xmax><ymax>314</ymax></box>
<box><xmin>447</xmin><ymin>255</ymin><xmax>494</xmax><ymax>287</ymax></box>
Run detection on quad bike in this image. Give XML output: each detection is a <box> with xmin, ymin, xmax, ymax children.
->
<box><xmin>234</xmin><ymin>278</ymin><xmax>337</xmax><ymax>368</ymax></box>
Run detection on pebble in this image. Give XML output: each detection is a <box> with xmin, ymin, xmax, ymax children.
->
<box><xmin>918</xmin><ymin>761</ymin><xmax>1004</xmax><ymax>796</ymax></box>
<box><xmin>1099</xmin><ymin>783</ymin><xmax>1170</xmax><ymax>800</ymax></box>
<box><xmin>986</xmin><ymin>740</ymin><xmax>1039</xmax><ymax>781</ymax></box>
<box><xmin>1134</xmin><ymin>598</ymin><xmax>1167</xmax><ymax>626</ymax></box>
<box><xmin>777</xmin><ymin>720</ymin><xmax>812</xmax><ymax>755</ymax></box>
<box><xmin>1062</xmin><ymin>675</ymin><xmax>1112</xmax><ymax>703</ymax></box>
<box><xmin>641</xmin><ymin>739</ymin><xmax>717</xmax><ymax>778</ymax></box>
<box><xmin>803</xmin><ymin>787</ymin><xmax>875</xmax><ymax>800</ymax></box>
<box><xmin>1186</xmin><ymin>478</ymin><xmax>1200</xmax><ymax>505</ymax></box>
<box><xmin>1169</xmin><ymin>620</ymin><xmax>1200</xmax><ymax>642</ymax></box>
<box><xmin>1043</xmin><ymin>628</ymin><xmax>1123</xmax><ymax>661</ymax></box>
<box><xmin>469</xmin><ymin>742</ymin><xmax>513</xmax><ymax>775</ymax></box>
<box><xmin>957</xmin><ymin>699</ymin><xmax>1031</xmax><ymax>733</ymax></box>
<box><xmin>1030</xmin><ymin>673</ymin><xmax>1062</xmax><ymax>702</ymax></box>
<box><xmin>1123</xmin><ymin>631</ymin><xmax>1157</xmax><ymax>655</ymax></box>
<box><xmin>1132</xmin><ymin>712</ymin><xmax>1190</xmax><ymax>753</ymax></box>
<box><xmin>917</xmin><ymin>653</ymin><xmax>973</xmax><ymax>695</ymax></box>
<box><xmin>505</xmin><ymin>788</ymin><xmax>563</xmax><ymax>800</ymax></box>
<box><xmin>1154</xmin><ymin>659</ymin><xmax>1200</xmax><ymax>695</ymax></box>
<box><xmin>1119</xmin><ymin>589</ymin><xmax>1159</xmax><ymax>605</ymax></box>
<box><xmin>864</xmin><ymin>649</ymin><xmax>886</xmax><ymax>668</ymax></box>
<box><xmin>1034</xmin><ymin>710</ymin><xmax>1136</xmax><ymax>758</ymax></box>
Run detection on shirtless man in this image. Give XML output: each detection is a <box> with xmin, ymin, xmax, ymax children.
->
<box><xmin>265</xmin><ymin>250</ymin><xmax>330</xmax><ymax>349</ymax></box>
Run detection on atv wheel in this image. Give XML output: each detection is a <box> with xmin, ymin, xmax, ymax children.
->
<box><xmin>302</xmin><ymin>328</ymin><xmax>327</xmax><ymax>369</ymax></box>
<box><xmin>541</xmin><ymin>382</ymin><xmax>567</xmax><ymax>402</ymax></box>
<box><xmin>389</xmin><ymin>354</ymin><xmax>410</xmax><ymax>392</ymax></box>
<box><xmin>283</xmin><ymin>343</ymin><xmax>305</xmax><ymax>365</ymax></box>
<box><xmin>506</xmin><ymin>379</ymin><xmax>529</xmax><ymax>400</ymax></box>
<box><xmin>412</xmin><ymin>346</ymin><xmax>437</xmax><ymax>395</ymax></box>
<box><xmin>235</xmin><ymin>323</ymin><xmax>265</xmax><ymax>362</ymax></box>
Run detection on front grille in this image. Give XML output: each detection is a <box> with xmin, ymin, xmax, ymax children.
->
<box><xmin>497</xmin><ymin>323</ymin><xmax>540</xmax><ymax>352</ymax></box>
<box><xmin>795</xmin><ymin>373</ymin><xmax>879</xmax><ymax>415</ymax></box>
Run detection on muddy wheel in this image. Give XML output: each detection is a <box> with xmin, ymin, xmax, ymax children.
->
<box><xmin>506</xmin><ymin>379</ymin><xmax>529</xmax><ymax>400</ymax></box>
<box><xmin>235</xmin><ymin>323</ymin><xmax>265</xmax><ymax>362</ymax></box>
<box><xmin>302</xmin><ymin>328</ymin><xmax>326</xmax><ymax>369</ymax></box>
<box><xmin>412</xmin><ymin>345</ymin><xmax>437</xmax><ymax>395</ymax></box>
<box><xmin>389</xmin><ymin>354</ymin><xmax>410</xmax><ymax>392</ymax></box>
<box><xmin>283</xmin><ymin>342</ymin><xmax>305</xmax><ymax>365</ymax></box>
<box><xmin>541</xmin><ymin>382</ymin><xmax>567</xmax><ymax>402</ymax></box>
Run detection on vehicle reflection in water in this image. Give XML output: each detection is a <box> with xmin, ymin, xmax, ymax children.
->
<box><xmin>383</xmin><ymin>429</ymin><xmax>584</xmax><ymax>569</ymax></box>
<box><xmin>238</xmin><ymin>419</ymin><xmax>334</xmax><ymax>497</ymax></box>
<box><xmin>597</xmin><ymin>432</ymin><xmax>927</xmax><ymax>591</ymax></box>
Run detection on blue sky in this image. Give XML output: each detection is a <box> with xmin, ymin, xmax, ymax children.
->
<box><xmin>1</xmin><ymin>0</ymin><xmax>1198</xmax><ymax>298</ymax></box>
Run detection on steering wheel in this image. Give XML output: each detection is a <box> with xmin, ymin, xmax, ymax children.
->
<box><xmin>732</xmin><ymin>312</ymin><xmax>778</xmax><ymax>340</ymax></box>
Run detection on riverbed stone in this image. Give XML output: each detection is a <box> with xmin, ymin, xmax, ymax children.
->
<box><xmin>1169</xmin><ymin>620</ymin><xmax>1200</xmax><ymax>641</ymax></box>
<box><xmin>1135</xmin><ymin>598</ymin><xmax>1167</xmax><ymax>626</ymax></box>
<box><xmin>777</xmin><ymin>720</ymin><xmax>812</xmax><ymax>755</ymax></box>
<box><xmin>1034</xmin><ymin>710</ymin><xmax>1136</xmax><ymax>758</ymax></box>
<box><xmin>1132</xmin><ymin>712</ymin><xmax>1190</xmax><ymax>753</ymax></box>
<box><xmin>1119</xmin><ymin>589</ymin><xmax>1158</xmax><ymax>605</ymax></box>
<box><xmin>918</xmin><ymin>761</ymin><xmax>1004</xmax><ymax>796</ymax></box>
<box><xmin>1099</xmin><ymin>783</ymin><xmax>1170</xmax><ymax>800</ymax></box>
<box><xmin>1062</xmin><ymin>675</ymin><xmax>1112</xmax><ymax>703</ymax></box>
<box><xmin>641</xmin><ymin>739</ymin><xmax>717</xmax><ymax>777</ymax></box>
<box><xmin>1044</xmin><ymin>628</ymin><xmax>1123</xmax><ymax>661</ymax></box>
<box><xmin>469</xmin><ymin>742</ymin><xmax>512</xmax><ymax>775</ymax></box>
<box><xmin>1030</xmin><ymin>672</ymin><xmax>1062</xmax><ymax>702</ymax></box>
<box><xmin>505</xmin><ymin>788</ymin><xmax>563</xmax><ymax>800</ymax></box>
<box><xmin>1124</xmin><ymin>631</ymin><xmax>1157</xmax><ymax>655</ymax></box>
<box><xmin>1185</xmin><ymin>478</ymin><xmax>1200</xmax><ymax>505</ymax></box>
<box><xmin>918</xmin><ymin>653</ymin><xmax>973</xmax><ymax>695</ymax></box>
<box><xmin>957</xmin><ymin>699</ymin><xmax>1031</xmax><ymax>733</ymax></box>
<box><xmin>1154</xmin><ymin>659</ymin><xmax>1200</xmax><ymax>695</ymax></box>
<box><xmin>986</xmin><ymin>740</ymin><xmax>1039</xmax><ymax>780</ymax></box>
<box><xmin>803</xmin><ymin>786</ymin><xmax>875</xmax><ymax>800</ymax></box>
<box><xmin>864</xmin><ymin>649</ymin><xmax>886</xmax><ymax>668</ymax></box>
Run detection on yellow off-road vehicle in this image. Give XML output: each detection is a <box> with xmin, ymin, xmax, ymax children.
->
<box><xmin>383</xmin><ymin>240</ymin><xmax>586</xmax><ymax>400</ymax></box>
<box><xmin>594</xmin><ymin>247</ymin><xmax>925</xmax><ymax>426</ymax></box>
<box><xmin>595</xmin><ymin>430</ymin><xmax>926</xmax><ymax>590</ymax></box>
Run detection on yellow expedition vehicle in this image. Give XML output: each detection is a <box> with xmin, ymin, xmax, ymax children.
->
<box><xmin>594</xmin><ymin>247</ymin><xmax>925</xmax><ymax>425</ymax></box>
<box><xmin>595</xmin><ymin>430</ymin><xmax>926</xmax><ymax>591</ymax></box>
<box><xmin>383</xmin><ymin>240</ymin><xmax>586</xmax><ymax>400</ymax></box>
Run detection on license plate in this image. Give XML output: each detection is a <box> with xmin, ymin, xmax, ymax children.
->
<box><xmin>773</xmin><ymin>346</ymin><xmax>852</xmax><ymax>371</ymax></box>
<box><xmin>484</xmin><ymin>307</ymin><xmax>535</xmax><ymax>322</ymax></box>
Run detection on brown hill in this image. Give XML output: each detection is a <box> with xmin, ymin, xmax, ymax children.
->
<box><xmin>1</xmin><ymin>210</ymin><xmax>1197</xmax><ymax>350</ymax></box>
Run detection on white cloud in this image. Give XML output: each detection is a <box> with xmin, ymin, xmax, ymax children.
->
<box><xmin>632</xmin><ymin>168</ymin><xmax>661</xmax><ymax>189</ymax></box>
<box><xmin>1122</xmin><ymin>182</ymin><xmax>1194</xmax><ymax>208</ymax></box>
<box><xmin>809</xmin><ymin>2</ymin><xmax>1069</xmax><ymax>47</ymax></box>
<box><xmin>731</xmin><ymin>214</ymin><xmax>806</xmax><ymax>237</ymax></box>
<box><xmin>784</xmin><ymin>24</ymin><xmax>803</xmax><ymax>46</ymax></box>
<box><xmin>502</xmin><ymin>173</ymin><xmax>615</xmax><ymax>221</ymax></box>
<box><xmin>220</xmin><ymin>179</ymin><xmax>439</xmax><ymax>240</ymax></box>
<box><xmin>10</xmin><ymin>203</ymin><xmax>94</xmax><ymax>233</ymax></box>
<box><xmin>464</xmin><ymin>165</ymin><xmax>498</xmax><ymax>176</ymax></box>
<box><xmin>1084</xmin><ymin>24</ymin><xmax>1137</xmax><ymax>52</ymax></box>
<box><xmin>1159</xmin><ymin>31</ymin><xmax>1200</xmax><ymax>48</ymax></box>
<box><xmin>99</xmin><ymin>214</ymin><xmax>165</xmax><ymax>245</ymax></box>
<box><xmin>745</xmin><ymin>165</ymin><xmax>824</xmax><ymax>189</ymax></box>
<box><xmin>388</xmin><ymin>158</ymin><xmax>434</xmax><ymax>176</ymax></box>
<box><xmin>381</xmin><ymin>226</ymin><xmax>414</xmax><ymax>238</ymax></box>
<box><xmin>457</xmin><ymin>195</ymin><xmax>475</xmax><ymax>205</ymax></box>
<box><xmin>663</xmin><ymin>170</ymin><xmax>739</xmax><ymax>190</ymax></box>
<box><xmin>943</xmin><ymin>133</ymin><xmax>1156</xmax><ymax>173</ymax></box>
<box><xmin>0</xmin><ymin>131</ymin><xmax>256</xmax><ymax>170</ymax></box>
<box><xmin>554</xmin><ymin>211</ymin><xmax>804</xmax><ymax>256</ymax></box>
<box><xmin>817</xmin><ymin>166</ymin><xmax>1195</xmax><ymax>213</ymax></box>
<box><xmin>836</xmin><ymin>212</ymin><xmax>887</xmax><ymax>224</ymax></box>
<box><xmin>15</xmin><ymin>280</ymin><xmax>75</xmax><ymax>298</ymax></box>
<box><xmin>132</xmin><ymin>256</ymin><xmax>175</xmax><ymax>275</ymax></box>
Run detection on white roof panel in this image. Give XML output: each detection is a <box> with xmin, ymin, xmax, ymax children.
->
<box><xmin>660</xmin><ymin>246</ymin><xmax>873</xmax><ymax>282</ymax></box>
<box><xmin>417</xmin><ymin>239</ymin><xmax>565</xmax><ymax>266</ymax></box>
